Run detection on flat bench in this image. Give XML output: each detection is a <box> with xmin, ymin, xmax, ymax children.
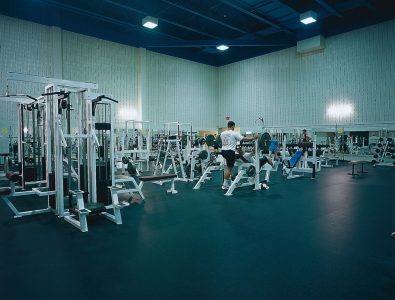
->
<box><xmin>6</xmin><ymin>172</ymin><xmax>20</xmax><ymax>182</ymax></box>
<box><xmin>348</xmin><ymin>160</ymin><xmax>368</xmax><ymax>176</ymax></box>
<box><xmin>139</xmin><ymin>174</ymin><xmax>178</xmax><ymax>194</ymax></box>
<box><xmin>139</xmin><ymin>174</ymin><xmax>177</xmax><ymax>182</ymax></box>
<box><xmin>0</xmin><ymin>172</ymin><xmax>21</xmax><ymax>195</ymax></box>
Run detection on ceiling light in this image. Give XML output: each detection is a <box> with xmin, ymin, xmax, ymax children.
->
<box><xmin>300</xmin><ymin>11</ymin><xmax>317</xmax><ymax>25</ymax></box>
<box><xmin>142</xmin><ymin>16</ymin><xmax>158</xmax><ymax>29</ymax></box>
<box><xmin>216</xmin><ymin>45</ymin><xmax>229</xmax><ymax>51</ymax></box>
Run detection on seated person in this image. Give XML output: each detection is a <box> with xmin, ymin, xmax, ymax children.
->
<box><xmin>300</xmin><ymin>129</ymin><xmax>311</xmax><ymax>142</ymax></box>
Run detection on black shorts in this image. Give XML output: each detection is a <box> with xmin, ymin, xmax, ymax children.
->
<box><xmin>221</xmin><ymin>150</ymin><xmax>236</xmax><ymax>167</ymax></box>
<box><xmin>259</xmin><ymin>157</ymin><xmax>268</xmax><ymax>167</ymax></box>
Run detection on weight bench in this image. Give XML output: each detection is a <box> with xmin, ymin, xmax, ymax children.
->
<box><xmin>0</xmin><ymin>172</ymin><xmax>52</xmax><ymax>218</ymax></box>
<box><xmin>0</xmin><ymin>172</ymin><xmax>19</xmax><ymax>196</ymax></box>
<box><xmin>348</xmin><ymin>160</ymin><xmax>368</xmax><ymax>176</ymax></box>
<box><xmin>64</xmin><ymin>189</ymin><xmax>130</xmax><ymax>233</ymax></box>
<box><xmin>139</xmin><ymin>174</ymin><xmax>178</xmax><ymax>194</ymax></box>
<box><xmin>283</xmin><ymin>150</ymin><xmax>317</xmax><ymax>179</ymax></box>
<box><xmin>284</xmin><ymin>150</ymin><xmax>303</xmax><ymax>168</ymax></box>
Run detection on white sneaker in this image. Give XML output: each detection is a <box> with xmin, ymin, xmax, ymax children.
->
<box><xmin>221</xmin><ymin>185</ymin><xmax>229</xmax><ymax>190</ymax></box>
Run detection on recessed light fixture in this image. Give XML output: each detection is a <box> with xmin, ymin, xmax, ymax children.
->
<box><xmin>300</xmin><ymin>11</ymin><xmax>317</xmax><ymax>25</ymax></box>
<box><xmin>142</xmin><ymin>16</ymin><xmax>158</xmax><ymax>29</ymax></box>
<box><xmin>216</xmin><ymin>45</ymin><xmax>229</xmax><ymax>51</ymax></box>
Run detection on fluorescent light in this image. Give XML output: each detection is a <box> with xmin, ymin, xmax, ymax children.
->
<box><xmin>327</xmin><ymin>104</ymin><xmax>354</xmax><ymax>118</ymax></box>
<box><xmin>216</xmin><ymin>45</ymin><xmax>229</xmax><ymax>51</ymax></box>
<box><xmin>301</xmin><ymin>17</ymin><xmax>316</xmax><ymax>25</ymax></box>
<box><xmin>300</xmin><ymin>11</ymin><xmax>317</xmax><ymax>25</ymax></box>
<box><xmin>23</xmin><ymin>127</ymin><xmax>28</xmax><ymax>134</ymax></box>
<box><xmin>142</xmin><ymin>16</ymin><xmax>158</xmax><ymax>29</ymax></box>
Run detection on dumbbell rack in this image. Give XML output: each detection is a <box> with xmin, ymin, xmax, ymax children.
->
<box><xmin>373</xmin><ymin>139</ymin><xmax>395</xmax><ymax>166</ymax></box>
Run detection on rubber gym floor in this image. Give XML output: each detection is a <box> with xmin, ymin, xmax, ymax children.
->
<box><xmin>0</xmin><ymin>163</ymin><xmax>394</xmax><ymax>300</ymax></box>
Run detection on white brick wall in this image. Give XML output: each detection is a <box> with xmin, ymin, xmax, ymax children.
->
<box><xmin>0</xmin><ymin>15</ymin><xmax>218</xmax><ymax>137</ymax></box>
<box><xmin>145</xmin><ymin>51</ymin><xmax>218</xmax><ymax>130</ymax></box>
<box><xmin>1</xmin><ymin>14</ymin><xmax>394</xmax><ymax>143</ymax></box>
<box><xmin>62</xmin><ymin>31</ymin><xmax>137</xmax><ymax>128</ymax></box>
<box><xmin>218</xmin><ymin>19</ymin><xmax>395</xmax><ymax>131</ymax></box>
<box><xmin>0</xmin><ymin>15</ymin><xmax>53</xmax><ymax>150</ymax></box>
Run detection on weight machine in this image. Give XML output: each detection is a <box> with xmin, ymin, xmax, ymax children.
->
<box><xmin>153</xmin><ymin>122</ymin><xmax>191</xmax><ymax>181</ymax></box>
<box><xmin>224</xmin><ymin>138</ymin><xmax>278</xmax><ymax>196</ymax></box>
<box><xmin>281</xmin><ymin>134</ymin><xmax>321</xmax><ymax>179</ymax></box>
<box><xmin>184</xmin><ymin>133</ymin><xmax>222</xmax><ymax>181</ymax></box>
<box><xmin>1</xmin><ymin>73</ymin><xmax>127</xmax><ymax>232</ymax></box>
<box><xmin>115</xmin><ymin>120</ymin><xmax>151</xmax><ymax>174</ymax></box>
<box><xmin>193</xmin><ymin>154</ymin><xmax>225</xmax><ymax>189</ymax></box>
<box><xmin>0</xmin><ymin>93</ymin><xmax>52</xmax><ymax>218</ymax></box>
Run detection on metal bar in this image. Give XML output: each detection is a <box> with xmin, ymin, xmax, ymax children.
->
<box><xmin>103</xmin><ymin>0</ymin><xmax>220</xmax><ymax>39</ymax></box>
<box><xmin>2</xmin><ymin>197</ymin><xmax>22</xmax><ymax>217</ymax></box>
<box><xmin>315</xmin><ymin>0</ymin><xmax>342</xmax><ymax>17</ymax></box>
<box><xmin>18</xmin><ymin>208</ymin><xmax>52</xmax><ymax>216</ymax></box>
<box><xmin>273</xmin><ymin>0</ymin><xmax>300</xmax><ymax>14</ymax></box>
<box><xmin>63</xmin><ymin>134</ymin><xmax>90</xmax><ymax>138</ymax></box>
<box><xmin>53</xmin><ymin>84</ymin><xmax>65</xmax><ymax>216</ymax></box>
<box><xmin>219</xmin><ymin>0</ymin><xmax>294</xmax><ymax>36</ymax></box>
<box><xmin>17</xmin><ymin>104</ymin><xmax>24</xmax><ymax>187</ymax></box>
<box><xmin>160</xmin><ymin>0</ymin><xmax>249</xmax><ymax>34</ymax></box>
<box><xmin>37</xmin><ymin>0</ymin><xmax>184</xmax><ymax>42</ymax></box>
<box><xmin>8</xmin><ymin>72</ymin><xmax>98</xmax><ymax>89</ymax></box>
<box><xmin>142</xmin><ymin>40</ymin><xmax>291</xmax><ymax>48</ymax></box>
<box><xmin>254</xmin><ymin>139</ymin><xmax>260</xmax><ymax>190</ymax></box>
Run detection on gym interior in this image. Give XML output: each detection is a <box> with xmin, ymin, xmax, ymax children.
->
<box><xmin>0</xmin><ymin>1</ymin><xmax>394</xmax><ymax>299</ymax></box>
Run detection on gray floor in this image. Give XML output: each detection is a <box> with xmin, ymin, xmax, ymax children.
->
<box><xmin>0</xmin><ymin>162</ymin><xmax>394</xmax><ymax>300</ymax></box>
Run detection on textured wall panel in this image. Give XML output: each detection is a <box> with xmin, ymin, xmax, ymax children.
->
<box><xmin>62</xmin><ymin>31</ymin><xmax>137</xmax><ymax>128</ymax></box>
<box><xmin>0</xmin><ymin>15</ymin><xmax>53</xmax><ymax>151</ymax></box>
<box><xmin>218</xmin><ymin>19</ymin><xmax>395</xmax><ymax>131</ymax></box>
<box><xmin>145</xmin><ymin>51</ymin><xmax>218</xmax><ymax>130</ymax></box>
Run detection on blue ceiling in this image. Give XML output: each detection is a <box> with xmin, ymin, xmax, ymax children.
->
<box><xmin>1</xmin><ymin>0</ymin><xmax>394</xmax><ymax>66</ymax></box>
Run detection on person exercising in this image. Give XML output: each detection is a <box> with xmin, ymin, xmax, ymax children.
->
<box><xmin>220</xmin><ymin>121</ymin><xmax>258</xmax><ymax>190</ymax></box>
<box><xmin>301</xmin><ymin>129</ymin><xmax>311</xmax><ymax>142</ymax></box>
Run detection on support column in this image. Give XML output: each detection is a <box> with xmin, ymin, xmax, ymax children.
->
<box><xmin>50</xmin><ymin>26</ymin><xmax>63</xmax><ymax>79</ymax></box>
<box><xmin>135</xmin><ymin>48</ymin><xmax>147</xmax><ymax>122</ymax></box>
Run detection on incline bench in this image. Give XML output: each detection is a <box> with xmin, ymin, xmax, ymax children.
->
<box><xmin>348</xmin><ymin>160</ymin><xmax>369</xmax><ymax>176</ymax></box>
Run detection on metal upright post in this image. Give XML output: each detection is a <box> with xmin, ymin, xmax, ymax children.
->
<box><xmin>17</xmin><ymin>104</ymin><xmax>25</xmax><ymax>187</ymax></box>
<box><xmin>110</xmin><ymin>103</ymin><xmax>115</xmax><ymax>187</ymax></box>
<box><xmin>53</xmin><ymin>84</ymin><xmax>64</xmax><ymax>216</ymax></box>
<box><xmin>254</xmin><ymin>138</ymin><xmax>260</xmax><ymax>190</ymax></box>
<box><xmin>87</xmin><ymin>100</ymin><xmax>97</xmax><ymax>204</ymax></box>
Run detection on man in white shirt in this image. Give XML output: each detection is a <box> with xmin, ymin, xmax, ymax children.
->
<box><xmin>220</xmin><ymin>121</ymin><xmax>258</xmax><ymax>190</ymax></box>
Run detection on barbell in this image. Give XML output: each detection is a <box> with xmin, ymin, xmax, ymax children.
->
<box><xmin>198</xmin><ymin>150</ymin><xmax>208</xmax><ymax>160</ymax></box>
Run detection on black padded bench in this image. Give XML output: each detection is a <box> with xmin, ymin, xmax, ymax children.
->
<box><xmin>0</xmin><ymin>187</ymin><xmax>11</xmax><ymax>196</ymax></box>
<box><xmin>139</xmin><ymin>174</ymin><xmax>177</xmax><ymax>182</ymax></box>
<box><xmin>6</xmin><ymin>172</ymin><xmax>20</xmax><ymax>182</ymax></box>
<box><xmin>0</xmin><ymin>172</ymin><xmax>20</xmax><ymax>195</ymax></box>
<box><xmin>348</xmin><ymin>160</ymin><xmax>368</xmax><ymax>176</ymax></box>
<box><xmin>139</xmin><ymin>174</ymin><xmax>178</xmax><ymax>194</ymax></box>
